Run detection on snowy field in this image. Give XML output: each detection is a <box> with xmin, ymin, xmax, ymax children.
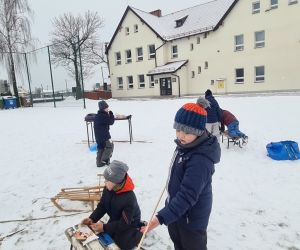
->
<box><xmin>0</xmin><ymin>94</ymin><xmax>300</xmax><ymax>250</ymax></box>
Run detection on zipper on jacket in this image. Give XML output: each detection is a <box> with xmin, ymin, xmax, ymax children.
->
<box><xmin>186</xmin><ymin>214</ymin><xmax>189</xmax><ymax>224</ymax></box>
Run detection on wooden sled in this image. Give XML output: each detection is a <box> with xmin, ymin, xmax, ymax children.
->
<box><xmin>51</xmin><ymin>175</ymin><xmax>105</xmax><ymax>212</ymax></box>
<box><xmin>65</xmin><ymin>224</ymin><xmax>120</xmax><ymax>250</ymax></box>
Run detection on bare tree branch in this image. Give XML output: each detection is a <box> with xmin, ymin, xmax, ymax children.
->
<box><xmin>0</xmin><ymin>0</ymin><xmax>34</xmax><ymax>107</ymax></box>
<box><xmin>50</xmin><ymin>11</ymin><xmax>105</xmax><ymax>99</ymax></box>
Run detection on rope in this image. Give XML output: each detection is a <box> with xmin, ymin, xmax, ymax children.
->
<box><xmin>0</xmin><ymin>211</ymin><xmax>87</xmax><ymax>224</ymax></box>
<box><xmin>136</xmin><ymin>186</ymin><xmax>166</xmax><ymax>250</ymax></box>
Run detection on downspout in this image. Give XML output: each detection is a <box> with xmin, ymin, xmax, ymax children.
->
<box><xmin>154</xmin><ymin>41</ymin><xmax>166</xmax><ymax>67</ymax></box>
<box><xmin>105</xmin><ymin>42</ymin><xmax>111</xmax><ymax>95</ymax></box>
<box><xmin>171</xmin><ymin>73</ymin><xmax>181</xmax><ymax>97</ymax></box>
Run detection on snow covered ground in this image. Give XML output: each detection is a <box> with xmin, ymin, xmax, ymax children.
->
<box><xmin>0</xmin><ymin>94</ymin><xmax>300</xmax><ymax>250</ymax></box>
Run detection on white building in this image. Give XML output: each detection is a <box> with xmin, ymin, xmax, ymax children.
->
<box><xmin>106</xmin><ymin>0</ymin><xmax>300</xmax><ymax>98</ymax></box>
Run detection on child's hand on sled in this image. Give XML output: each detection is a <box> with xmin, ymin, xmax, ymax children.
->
<box><xmin>140</xmin><ymin>216</ymin><xmax>159</xmax><ymax>233</ymax></box>
<box><xmin>90</xmin><ymin>222</ymin><xmax>104</xmax><ymax>233</ymax></box>
<box><xmin>81</xmin><ymin>218</ymin><xmax>93</xmax><ymax>226</ymax></box>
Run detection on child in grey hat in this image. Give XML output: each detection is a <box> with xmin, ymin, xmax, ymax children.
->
<box><xmin>81</xmin><ymin>160</ymin><xmax>143</xmax><ymax>250</ymax></box>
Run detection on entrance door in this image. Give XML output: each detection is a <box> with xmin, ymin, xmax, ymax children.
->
<box><xmin>160</xmin><ymin>78</ymin><xmax>172</xmax><ymax>96</ymax></box>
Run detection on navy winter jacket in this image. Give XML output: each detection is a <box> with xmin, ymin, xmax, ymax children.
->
<box><xmin>94</xmin><ymin>110</ymin><xmax>115</xmax><ymax>149</ymax></box>
<box><xmin>205</xmin><ymin>95</ymin><xmax>221</xmax><ymax>123</ymax></box>
<box><xmin>157</xmin><ymin>132</ymin><xmax>221</xmax><ymax>231</ymax></box>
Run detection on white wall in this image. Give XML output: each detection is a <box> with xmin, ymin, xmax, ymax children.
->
<box><xmin>108</xmin><ymin>1</ymin><xmax>300</xmax><ymax>98</ymax></box>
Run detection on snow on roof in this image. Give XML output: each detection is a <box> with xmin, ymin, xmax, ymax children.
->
<box><xmin>131</xmin><ymin>0</ymin><xmax>235</xmax><ymax>41</ymax></box>
<box><xmin>148</xmin><ymin>60</ymin><xmax>188</xmax><ymax>75</ymax></box>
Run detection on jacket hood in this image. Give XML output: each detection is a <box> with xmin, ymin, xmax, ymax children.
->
<box><xmin>116</xmin><ymin>174</ymin><xmax>135</xmax><ymax>194</ymax></box>
<box><xmin>176</xmin><ymin>131</ymin><xmax>221</xmax><ymax>165</ymax></box>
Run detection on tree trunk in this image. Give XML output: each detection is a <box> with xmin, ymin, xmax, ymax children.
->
<box><xmin>7</xmin><ymin>32</ymin><xmax>20</xmax><ymax>107</ymax></box>
<box><xmin>73</xmin><ymin>51</ymin><xmax>82</xmax><ymax>100</ymax></box>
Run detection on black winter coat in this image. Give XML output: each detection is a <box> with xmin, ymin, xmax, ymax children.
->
<box><xmin>89</xmin><ymin>175</ymin><xmax>142</xmax><ymax>250</ymax></box>
<box><xmin>94</xmin><ymin>110</ymin><xmax>115</xmax><ymax>149</ymax></box>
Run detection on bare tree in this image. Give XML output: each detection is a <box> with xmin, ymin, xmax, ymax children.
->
<box><xmin>0</xmin><ymin>0</ymin><xmax>34</xmax><ymax>107</ymax></box>
<box><xmin>50</xmin><ymin>11</ymin><xmax>105</xmax><ymax>99</ymax></box>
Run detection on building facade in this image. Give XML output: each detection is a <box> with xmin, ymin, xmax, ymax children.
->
<box><xmin>106</xmin><ymin>0</ymin><xmax>300</xmax><ymax>98</ymax></box>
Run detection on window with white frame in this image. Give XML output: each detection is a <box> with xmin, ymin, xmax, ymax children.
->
<box><xmin>148</xmin><ymin>44</ymin><xmax>155</xmax><ymax>59</ymax></box>
<box><xmin>115</xmin><ymin>52</ymin><xmax>121</xmax><ymax>65</ymax></box>
<box><xmin>190</xmin><ymin>43</ymin><xmax>194</xmax><ymax>51</ymax></box>
<box><xmin>252</xmin><ymin>1</ymin><xmax>260</xmax><ymax>14</ymax></box>
<box><xmin>172</xmin><ymin>45</ymin><xmax>178</xmax><ymax>58</ymax></box>
<box><xmin>255</xmin><ymin>31</ymin><xmax>265</xmax><ymax>48</ymax></box>
<box><xmin>235</xmin><ymin>68</ymin><xmax>244</xmax><ymax>84</ymax></box>
<box><xmin>270</xmin><ymin>0</ymin><xmax>278</xmax><ymax>9</ymax></box>
<box><xmin>117</xmin><ymin>77</ymin><xmax>123</xmax><ymax>89</ymax></box>
<box><xmin>138</xmin><ymin>74</ymin><xmax>145</xmax><ymax>88</ymax></box>
<box><xmin>125</xmin><ymin>49</ymin><xmax>132</xmax><ymax>63</ymax></box>
<box><xmin>127</xmin><ymin>76</ymin><xmax>133</xmax><ymax>89</ymax></box>
<box><xmin>136</xmin><ymin>47</ymin><xmax>143</xmax><ymax>61</ymax></box>
<box><xmin>203</xmin><ymin>32</ymin><xmax>208</xmax><ymax>38</ymax></box>
<box><xmin>288</xmin><ymin>0</ymin><xmax>298</xmax><ymax>5</ymax></box>
<box><xmin>198</xmin><ymin>66</ymin><xmax>201</xmax><ymax>74</ymax></box>
<box><xmin>134</xmin><ymin>24</ymin><xmax>138</xmax><ymax>33</ymax></box>
<box><xmin>234</xmin><ymin>34</ymin><xmax>244</xmax><ymax>51</ymax></box>
<box><xmin>197</xmin><ymin>37</ymin><xmax>200</xmax><ymax>44</ymax></box>
<box><xmin>205</xmin><ymin>61</ymin><xmax>208</xmax><ymax>69</ymax></box>
<box><xmin>191</xmin><ymin>71</ymin><xmax>195</xmax><ymax>78</ymax></box>
<box><xmin>255</xmin><ymin>66</ymin><xmax>265</xmax><ymax>82</ymax></box>
<box><xmin>149</xmin><ymin>76</ymin><xmax>155</xmax><ymax>87</ymax></box>
<box><xmin>125</xmin><ymin>27</ymin><xmax>129</xmax><ymax>35</ymax></box>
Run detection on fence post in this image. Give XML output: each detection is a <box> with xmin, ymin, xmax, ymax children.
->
<box><xmin>47</xmin><ymin>46</ymin><xmax>56</xmax><ymax>108</ymax></box>
<box><xmin>24</xmin><ymin>53</ymin><xmax>33</xmax><ymax>107</ymax></box>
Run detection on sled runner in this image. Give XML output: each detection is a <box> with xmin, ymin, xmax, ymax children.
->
<box><xmin>221</xmin><ymin>130</ymin><xmax>247</xmax><ymax>149</ymax></box>
<box><xmin>51</xmin><ymin>175</ymin><xmax>105</xmax><ymax>212</ymax></box>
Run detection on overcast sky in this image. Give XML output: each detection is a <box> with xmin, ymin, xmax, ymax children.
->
<box><xmin>1</xmin><ymin>0</ymin><xmax>210</xmax><ymax>92</ymax></box>
<box><xmin>30</xmin><ymin>0</ymin><xmax>210</xmax><ymax>45</ymax></box>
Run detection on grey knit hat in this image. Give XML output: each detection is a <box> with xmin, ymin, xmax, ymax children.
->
<box><xmin>196</xmin><ymin>96</ymin><xmax>210</xmax><ymax>108</ymax></box>
<box><xmin>98</xmin><ymin>100</ymin><xmax>109</xmax><ymax>110</ymax></box>
<box><xmin>103</xmin><ymin>160</ymin><xmax>129</xmax><ymax>184</ymax></box>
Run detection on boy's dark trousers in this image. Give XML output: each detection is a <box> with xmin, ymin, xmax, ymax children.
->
<box><xmin>168</xmin><ymin>222</ymin><xmax>207</xmax><ymax>250</ymax></box>
<box><xmin>96</xmin><ymin>140</ymin><xmax>114</xmax><ymax>167</ymax></box>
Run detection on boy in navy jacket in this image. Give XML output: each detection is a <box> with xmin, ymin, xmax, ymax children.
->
<box><xmin>94</xmin><ymin>100</ymin><xmax>115</xmax><ymax>167</ymax></box>
<box><xmin>142</xmin><ymin>99</ymin><xmax>221</xmax><ymax>250</ymax></box>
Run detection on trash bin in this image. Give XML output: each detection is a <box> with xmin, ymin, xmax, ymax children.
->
<box><xmin>3</xmin><ymin>96</ymin><xmax>17</xmax><ymax>109</ymax></box>
<box><xmin>0</xmin><ymin>97</ymin><xmax>3</xmax><ymax>109</ymax></box>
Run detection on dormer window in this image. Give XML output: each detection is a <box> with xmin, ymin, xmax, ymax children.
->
<box><xmin>175</xmin><ymin>15</ymin><xmax>188</xmax><ymax>28</ymax></box>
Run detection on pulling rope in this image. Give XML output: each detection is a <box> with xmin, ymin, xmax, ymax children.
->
<box><xmin>137</xmin><ymin>186</ymin><xmax>166</xmax><ymax>250</ymax></box>
<box><xmin>0</xmin><ymin>211</ymin><xmax>87</xmax><ymax>224</ymax></box>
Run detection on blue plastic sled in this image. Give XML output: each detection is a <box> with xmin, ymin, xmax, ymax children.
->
<box><xmin>266</xmin><ymin>140</ymin><xmax>300</xmax><ymax>160</ymax></box>
<box><xmin>89</xmin><ymin>143</ymin><xmax>97</xmax><ymax>152</ymax></box>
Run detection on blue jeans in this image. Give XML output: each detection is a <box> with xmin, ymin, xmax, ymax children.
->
<box><xmin>227</xmin><ymin>121</ymin><xmax>245</xmax><ymax>138</ymax></box>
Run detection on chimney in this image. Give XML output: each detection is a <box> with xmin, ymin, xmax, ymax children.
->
<box><xmin>149</xmin><ymin>9</ymin><xmax>162</xmax><ymax>17</ymax></box>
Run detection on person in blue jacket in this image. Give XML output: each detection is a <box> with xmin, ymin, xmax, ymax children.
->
<box><xmin>202</xmin><ymin>89</ymin><xmax>222</xmax><ymax>142</ymax></box>
<box><xmin>142</xmin><ymin>100</ymin><xmax>221</xmax><ymax>250</ymax></box>
<box><xmin>94</xmin><ymin>100</ymin><xmax>115</xmax><ymax>167</ymax></box>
